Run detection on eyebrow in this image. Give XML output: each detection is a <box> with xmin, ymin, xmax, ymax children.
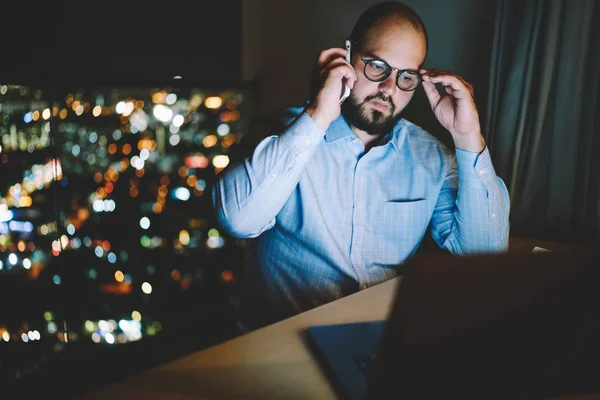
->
<box><xmin>361</xmin><ymin>52</ymin><xmax>419</xmax><ymax>71</ymax></box>
<box><xmin>362</xmin><ymin>52</ymin><xmax>389</xmax><ymax>64</ymax></box>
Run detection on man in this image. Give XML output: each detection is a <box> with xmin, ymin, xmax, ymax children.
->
<box><xmin>213</xmin><ymin>1</ymin><xmax>510</xmax><ymax>331</ymax></box>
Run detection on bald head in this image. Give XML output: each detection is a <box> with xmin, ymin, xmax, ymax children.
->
<box><xmin>349</xmin><ymin>1</ymin><xmax>428</xmax><ymax>59</ymax></box>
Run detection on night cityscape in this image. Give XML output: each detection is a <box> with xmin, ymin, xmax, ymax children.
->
<box><xmin>0</xmin><ymin>82</ymin><xmax>250</xmax><ymax>390</ymax></box>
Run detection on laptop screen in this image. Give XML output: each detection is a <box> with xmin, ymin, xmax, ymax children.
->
<box><xmin>367</xmin><ymin>250</ymin><xmax>600</xmax><ymax>399</ymax></box>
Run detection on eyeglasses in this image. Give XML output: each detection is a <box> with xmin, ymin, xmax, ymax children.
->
<box><xmin>360</xmin><ymin>57</ymin><xmax>422</xmax><ymax>92</ymax></box>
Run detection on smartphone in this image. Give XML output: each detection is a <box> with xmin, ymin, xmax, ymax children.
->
<box><xmin>339</xmin><ymin>39</ymin><xmax>352</xmax><ymax>104</ymax></box>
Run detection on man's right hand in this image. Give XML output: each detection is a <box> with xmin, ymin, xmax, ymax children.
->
<box><xmin>306</xmin><ymin>47</ymin><xmax>357</xmax><ymax>131</ymax></box>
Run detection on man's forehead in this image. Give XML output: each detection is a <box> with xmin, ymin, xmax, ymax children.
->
<box><xmin>360</xmin><ymin>25</ymin><xmax>426</xmax><ymax>67</ymax></box>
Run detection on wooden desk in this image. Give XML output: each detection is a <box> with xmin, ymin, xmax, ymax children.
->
<box><xmin>81</xmin><ymin>239</ymin><xmax>600</xmax><ymax>400</ymax></box>
<box><xmin>81</xmin><ymin>278</ymin><xmax>401</xmax><ymax>400</ymax></box>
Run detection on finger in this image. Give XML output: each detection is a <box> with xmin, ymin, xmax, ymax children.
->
<box><xmin>320</xmin><ymin>66</ymin><xmax>356</xmax><ymax>95</ymax></box>
<box><xmin>428</xmin><ymin>74</ymin><xmax>473</xmax><ymax>99</ymax></box>
<box><xmin>425</xmin><ymin>70</ymin><xmax>467</xmax><ymax>88</ymax></box>
<box><xmin>431</xmin><ymin>70</ymin><xmax>473</xmax><ymax>93</ymax></box>
<box><xmin>422</xmin><ymin>68</ymin><xmax>457</xmax><ymax>78</ymax></box>
<box><xmin>323</xmin><ymin>59</ymin><xmax>357</xmax><ymax>85</ymax></box>
<box><xmin>421</xmin><ymin>80</ymin><xmax>441</xmax><ymax>108</ymax></box>
<box><xmin>420</xmin><ymin>69</ymin><xmax>431</xmax><ymax>83</ymax></box>
<box><xmin>421</xmin><ymin>69</ymin><xmax>474</xmax><ymax>95</ymax></box>
<box><xmin>317</xmin><ymin>47</ymin><xmax>349</xmax><ymax>68</ymax></box>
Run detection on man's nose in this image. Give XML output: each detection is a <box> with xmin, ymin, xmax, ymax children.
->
<box><xmin>378</xmin><ymin>73</ymin><xmax>397</xmax><ymax>97</ymax></box>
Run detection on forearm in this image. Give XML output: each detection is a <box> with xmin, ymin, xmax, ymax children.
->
<box><xmin>437</xmin><ymin>147</ymin><xmax>510</xmax><ymax>254</ymax></box>
<box><xmin>213</xmin><ymin>112</ymin><xmax>324</xmax><ymax>238</ymax></box>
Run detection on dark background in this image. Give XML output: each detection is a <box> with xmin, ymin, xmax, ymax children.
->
<box><xmin>0</xmin><ymin>1</ymin><xmax>242</xmax><ymax>86</ymax></box>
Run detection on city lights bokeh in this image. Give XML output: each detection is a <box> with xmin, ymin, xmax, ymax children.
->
<box><xmin>0</xmin><ymin>82</ymin><xmax>249</xmax><ymax>381</ymax></box>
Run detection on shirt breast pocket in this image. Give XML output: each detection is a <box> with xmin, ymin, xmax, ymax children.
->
<box><xmin>376</xmin><ymin>199</ymin><xmax>430</xmax><ymax>266</ymax></box>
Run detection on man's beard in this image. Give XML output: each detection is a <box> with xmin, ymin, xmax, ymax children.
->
<box><xmin>341</xmin><ymin>93</ymin><xmax>402</xmax><ymax>136</ymax></box>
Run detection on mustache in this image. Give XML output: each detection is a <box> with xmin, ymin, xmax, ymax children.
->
<box><xmin>365</xmin><ymin>93</ymin><xmax>393</xmax><ymax>107</ymax></box>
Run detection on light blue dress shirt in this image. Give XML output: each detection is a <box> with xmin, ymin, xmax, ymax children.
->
<box><xmin>213</xmin><ymin>107</ymin><xmax>510</xmax><ymax>329</ymax></box>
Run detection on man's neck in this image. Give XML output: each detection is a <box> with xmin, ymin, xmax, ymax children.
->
<box><xmin>352</xmin><ymin>126</ymin><xmax>385</xmax><ymax>152</ymax></box>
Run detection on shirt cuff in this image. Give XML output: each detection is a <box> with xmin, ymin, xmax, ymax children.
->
<box><xmin>278</xmin><ymin>112</ymin><xmax>325</xmax><ymax>159</ymax></box>
<box><xmin>455</xmin><ymin>146</ymin><xmax>498</xmax><ymax>189</ymax></box>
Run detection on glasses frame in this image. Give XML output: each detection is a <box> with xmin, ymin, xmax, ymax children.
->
<box><xmin>360</xmin><ymin>57</ymin><xmax>422</xmax><ymax>92</ymax></box>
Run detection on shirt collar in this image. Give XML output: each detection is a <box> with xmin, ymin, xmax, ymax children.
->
<box><xmin>324</xmin><ymin>115</ymin><xmax>355</xmax><ymax>142</ymax></box>
<box><xmin>324</xmin><ymin>113</ymin><xmax>407</xmax><ymax>155</ymax></box>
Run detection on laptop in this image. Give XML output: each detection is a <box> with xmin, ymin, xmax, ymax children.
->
<box><xmin>306</xmin><ymin>250</ymin><xmax>600</xmax><ymax>399</ymax></box>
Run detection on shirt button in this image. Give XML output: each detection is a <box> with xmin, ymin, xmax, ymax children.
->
<box><xmin>491</xmin><ymin>213</ymin><xmax>497</xmax><ymax>219</ymax></box>
<box><xmin>304</xmin><ymin>137</ymin><xmax>311</xmax><ymax>144</ymax></box>
<box><xmin>271</xmin><ymin>174</ymin><xmax>277</xmax><ymax>181</ymax></box>
<box><xmin>478</xmin><ymin>168</ymin><xmax>488</xmax><ymax>176</ymax></box>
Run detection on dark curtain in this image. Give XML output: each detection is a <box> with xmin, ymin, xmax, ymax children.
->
<box><xmin>486</xmin><ymin>0</ymin><xmax>600</xmax><ymax>244</ymax></box>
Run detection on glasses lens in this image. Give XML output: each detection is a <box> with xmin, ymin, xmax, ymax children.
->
<box><xmin>365</xmin><ymin>60</ymin><xmax>390</xmax><ymax>81</ymax></box>
<box><xmin>397</xmin><ymin>71</ymin><xmax>420</xmax><ymax>91</ymax></box>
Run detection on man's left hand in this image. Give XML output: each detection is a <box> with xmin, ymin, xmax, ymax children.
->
<box><xmin>420</xmin><ymin>69</ymin><xmax>485</xmax><ymax>153</ymax></box>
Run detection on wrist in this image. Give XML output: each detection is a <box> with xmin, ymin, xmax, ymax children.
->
<box><xmin>453</xmin><ymin>133</ymin><xmax>486</xmax><ymax>153</ymax></box>
<box><xmin>305</xmin><ymin>106</ymin><xmax>332</xmax><ymax>131</ymax></box>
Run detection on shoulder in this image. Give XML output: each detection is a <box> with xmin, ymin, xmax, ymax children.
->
<box><xmin>229</xmin><ymin>106</ymin><xmax>306</xmax><ymax>161</ymax></box>
<box><xmin>278</xmin><ymin>107</ymin><xmax>306</xmax><ymax>126</ymax></box>
<box><xmin>247</xmin><ymin>106</ymin><xmax>305</xmax><ymax>136</ymax></box>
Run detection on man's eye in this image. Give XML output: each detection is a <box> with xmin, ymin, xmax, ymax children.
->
<box><xmin>399</xmin><ymin>72</ymin><xmax>417</xmax><ymax>82</ymax></box>
<box><xmin>371</xmin><ymin>62</ymin><xmax>386</xmax><ymax>71</ymax></box>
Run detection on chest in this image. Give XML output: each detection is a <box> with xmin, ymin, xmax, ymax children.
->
<box><xmin>300</xmin><ymin>138</ymin><xmax>443</xmax><ymax>206</ymax></box>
